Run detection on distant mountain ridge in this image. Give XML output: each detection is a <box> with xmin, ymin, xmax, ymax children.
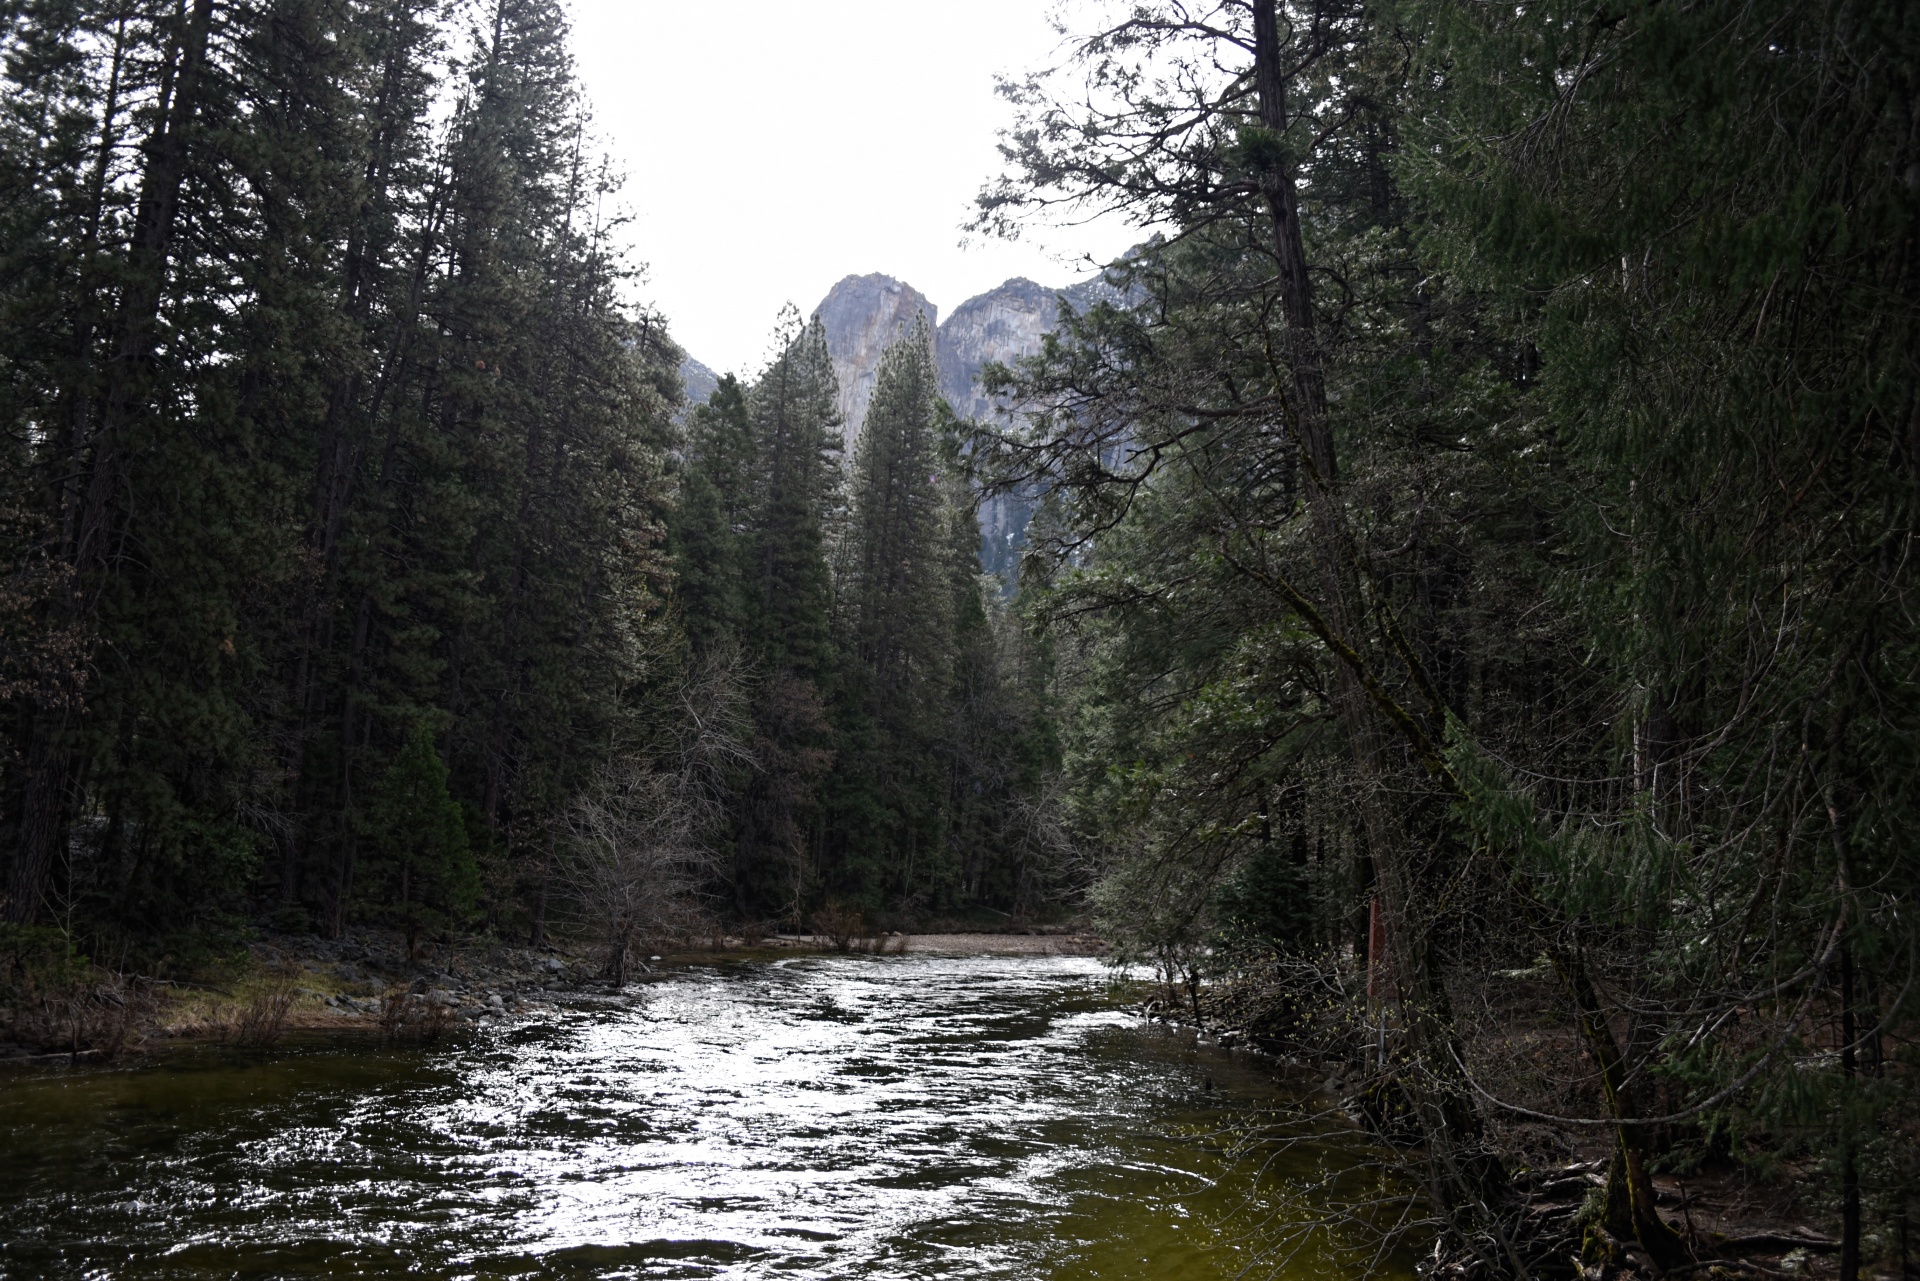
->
<box><xmin>678</xmin><ymin>270</ymin><xmax>1110</xmax><ymax>428</ymax></box>
<box><xmin>679</xmin><ymin>267</ymin><xmax>1129</xmax><ymax>577</ymax></box>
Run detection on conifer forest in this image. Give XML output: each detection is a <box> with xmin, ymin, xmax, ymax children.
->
<box><xmin>1</xmin><ymin>0</ymin><xmax>1917</xmax><ymax>1278</ymax></box>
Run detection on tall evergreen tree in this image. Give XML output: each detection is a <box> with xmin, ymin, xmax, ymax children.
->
<box><xmin>733</xmin><ymin>312</ymin><xmax>839</xmax><ymax>919</ymax></box>
<box><xmin>825</xmin><ymin>317</ymin><xmax>958</xmax><ymax>908</ymax></box>
<box><xmin>0</xmin><ymin>0</ymin><xmax>682</xmax><ymax>956</ymax></box>
<box><xmin>671</xmin><ymin>375</ymin><xmax>757</xmax><ymax>655</ymax></box>
<box><xmin>358</xmin><ymin>721</ymin><xmax>475</xmax><ymax>960</ymax></box>
<box><xmin>940</xmin><ymin>487</ymin><xmax>1062</xmax><ymax>914</ymax></box>
<box><xmin>280</xmin><ymin>0</ymin><xmax>447</xmax><ymax>916</ymax></box>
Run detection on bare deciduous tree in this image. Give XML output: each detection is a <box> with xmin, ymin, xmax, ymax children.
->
<box><xmin>557</xmin><ymin>650</ymin><xmax>752</xmax><ymax>985</ymax></box>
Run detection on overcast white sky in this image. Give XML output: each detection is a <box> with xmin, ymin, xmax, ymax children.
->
<box><xmin>567</xmin><ymin>0</ymin><xmax>1136</xmax><ymax>375</ymax></box>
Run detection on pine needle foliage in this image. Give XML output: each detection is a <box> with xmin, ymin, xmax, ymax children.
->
<box><xmin>0</xmin><ymin>0</ymin><xmax>680</xmax><ymax>957</ymax></box>
<box><xmin>968</xmin><ymin>0</ymin><xmax>1919</xmax><ymax>1272</ymax></box>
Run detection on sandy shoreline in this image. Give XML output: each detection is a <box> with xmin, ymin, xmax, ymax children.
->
<box><xmin>752</xmin><ymin>931</ymin><xmax>1107</xmax><ymax>957</ymax></box>
<box><xmin>899</xmin><ymin>932</ymin><xmax>1106</xmax><ymax>956</ymax></box>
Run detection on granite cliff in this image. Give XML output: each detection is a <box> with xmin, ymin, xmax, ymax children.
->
<box><xmin>677</xmin><ymin>268</ymin><xmax>1123</xmax><ymax>578</ymax></box>
<box><xmin>679</xmin><ymin>355</ymin><xmax>719</xmax><ymax>407</ymax></box>
<box><xmin>679</xmin><ymin>272</ymin><xmax>1105</xmax><ymax>439</ymax></box>
<box><xmin>933</xmin><ymin>278</ymin><xmax>1079</xmax><ymax>578</ymax></box>
<box><xmin>815</xmin><ymin>273</ymin><xmax>938</xmax><ymax>448</ymax></box>
<box><xmin>934</xmin><ymin>277</ymin><xmax>1063</xmax><ymax>421</ymax></box>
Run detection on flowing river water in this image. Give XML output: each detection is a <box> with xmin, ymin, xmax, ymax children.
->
<box><xmin>0</xmin><ymin>953</ymin><xmax>1419</xmax><ymax>1280</ymax></box>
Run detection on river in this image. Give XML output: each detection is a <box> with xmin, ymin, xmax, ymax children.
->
<box><xmin>0</xmin><ymin>952</ymin><xmax>1418</xmax><ymax>1280</ymax></box>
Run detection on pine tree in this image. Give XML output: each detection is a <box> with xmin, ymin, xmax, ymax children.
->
<box><xmin>731</xmin><ymin>313</ymin><xmax>840</xmax><ymax>920</ymax></box>
<box><xmin>359</xmin><ymin>723</ymin><xmax>476</xmax><ymax>960</ymax></box>
<box><xmin>279</xmin><ymin>0</ymin><xmax>447</xmax><ymax>918</ymax></box>
<box><xmin>671</xmin><ymin>375</ymin><xmax>757</xmax><ymax>654</ymax></box>
<box><xmin>938</xmin><ymin>440</ymin><xmax>1063</xmax><ymax>915</ymax></box>
<box><xmin>747</xmin><ymin>312</ymin><xmax>840</xmax><ymax>678</ymax></box>
<box><xmin>825</xmin><ymin>316</ymin><xmax>958</xmax><ymax>908</ymax></box>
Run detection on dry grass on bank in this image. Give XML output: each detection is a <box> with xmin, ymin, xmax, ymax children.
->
<box><xmin>2</xmin><ymin>925</ymin><xmax>1113</xmax><ymax>1063</ymax></box>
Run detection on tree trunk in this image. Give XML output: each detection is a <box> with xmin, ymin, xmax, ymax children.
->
<box><xmin>3</xmin><ymin>726</ymin><xmax>73</xmax><ymax>924</ymax></box>
<box><xmin>6</xmin><ymin>0</ymin><xmax>217</xmax><ymax>926</ymax></box>
<box><xmin>1552</xmin><ymin>941</ymin><xmax>1691</xmax><ymax>1269</ymax></box>
<box><xmin>1248</xmin><ymin>6</ymin><xmax>1514</xmax><ymax>1260</ymax></box>
<box><xmin>529</xmin><ymin>831</ymin><xmax>553</xmax><ymax>948</ymax></box>
<box><xmin>1840</xmin><ymin>944</ymin><xmax>1861</xmax><ymax>1281</ymax></box>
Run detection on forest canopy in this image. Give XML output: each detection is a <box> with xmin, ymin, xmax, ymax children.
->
<box><xmin>960</xmin><ymin>0</ymin><xmax>1918</xmax><ymax>1276</ymax></box>
<box><xmin>0</xmin><ymin>0</ymin><xmax>1914</xmax><ymax>1277</ymax></box>
<box><xmin>0</xmin><ymin>0</ymin><xmax>1060</xmax><ymax>956</ymax></box>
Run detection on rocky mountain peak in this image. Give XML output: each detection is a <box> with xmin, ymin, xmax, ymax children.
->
<box><xmin>676</xmin><ymin>264</ymin><xmax>1136</xmax><ymax>580</ymax></box>
<box><xmin>814</xmin><ymin>273</ymin><xmax>938</xmax><ymax>447</ymax></box>
<box><xmin>934</xmin><ymin>277</ymin><xmax>1067</xmax><ymax>421</ymax></box>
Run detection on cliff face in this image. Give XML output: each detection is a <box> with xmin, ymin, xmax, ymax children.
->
<box><xmin>934</xmin><ymin>277</ymin><xmax>1063</xmax><ymax>419</ymax></box>
<box><xmin>791</xmin><ymin>266</ymin><xmax>1133</xmax><ymax>579</ymax></box>
<box><xmin>682</xmin><ymin>266</ymin><xmax>1132</xmax><ymax>434</ymax></box>
<box><xmin>814</xmin><ymin>273</ymin><xmax>938</xmax><ymax>449</ymax></box>
<box><xmin>932</xmin><ymin>272</ymin><xmax>1132</xmax><ymax>422</ymax></box>
<box><xmin>680</xmin><ymin>355</ymin><xmax>719</xmax><ymax>407</ymax></box>
<box><xmin>931</xmin><ymin>279</ymin><xmax>1073</xmax><ymax>580</ymax></box>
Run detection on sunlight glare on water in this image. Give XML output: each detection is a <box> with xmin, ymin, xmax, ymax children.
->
<box><xmin>0</xmin><ymin>953</ymin><xmax>1417</xmax><ymax>1280</ymax></box>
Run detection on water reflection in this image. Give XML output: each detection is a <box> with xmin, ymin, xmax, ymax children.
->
<box><xmin>0</xmin><ymin>954</ymin><xmax>1417</xmax><ymax>1279</ymax></box>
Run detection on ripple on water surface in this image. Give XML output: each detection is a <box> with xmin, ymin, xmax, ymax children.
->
<box><xmin>0</xmin><ymin>954</ymin><xmax>1418</xmax><ymax>1280</ymax></box>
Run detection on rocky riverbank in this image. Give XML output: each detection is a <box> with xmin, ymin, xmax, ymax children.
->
<box><xmin>2</xmin><ymin>926</ymin><xmax>1110</xmax><ymax>1055</ymax></box>
<box><xmin>158</xmin><ymin>930</ymin><xmax>595</xmax><ymax>1038</ymax></box>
